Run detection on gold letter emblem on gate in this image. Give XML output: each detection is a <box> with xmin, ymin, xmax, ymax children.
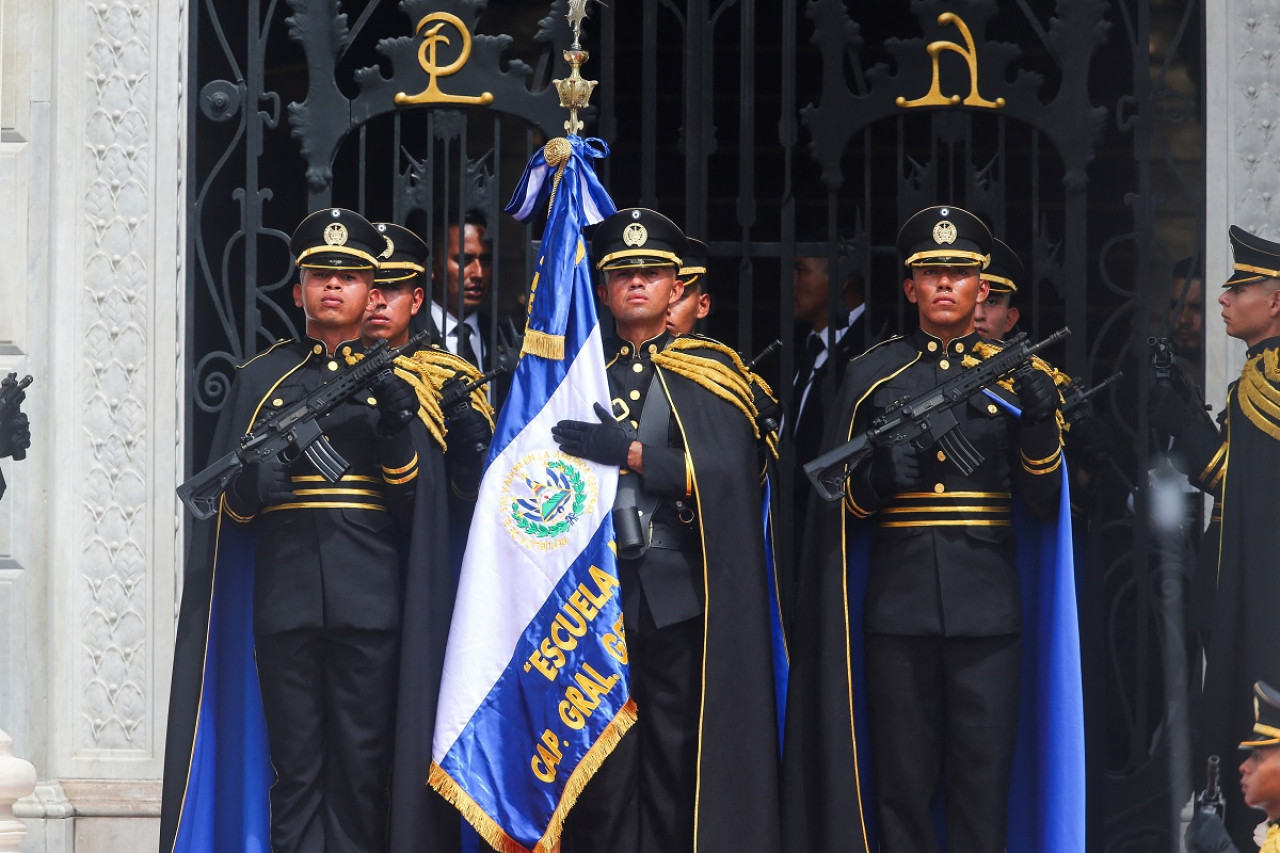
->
<box><xmin>395</xmin><ymin>12</ymin><xmax>495</xmax><ymax>106</ymax></box>
<box><xmin>896</xmin><ymin>13</ymin><xmax>1005</xmax><ymax>110</ymax></box>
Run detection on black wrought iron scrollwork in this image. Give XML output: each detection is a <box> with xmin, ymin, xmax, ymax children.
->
<box><xmin>186</xmin><ymin>5</ymin><xmax>1206</xmax><ymax>845</ymax></box>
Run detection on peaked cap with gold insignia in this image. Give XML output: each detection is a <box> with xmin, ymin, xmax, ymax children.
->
<box><xmin>592</xmin><ymin>207</ymin><xmax>689</xmax><ymax>271</ymax></box>
<box><xmin>290</xmin><ymin>207</ymin><xmax>383</xmax><ymax>270</ymax></box>
<box><xmin>983</xmin><ymin>238</ymin><xmax>1024</xmax><ymax>294</ymax></box>
<box><xmin>1225</xmin><ymin>225</ymin><xmax>1280</xmax><ymax>287</ymax></box>
<box><xmin>371</xmin><ymin>222</ymin><xmax>429</xmax><ymax>285</ymax></box>
<box><xmin>1240</xmin><ymin>680</ymin><xmax>1280</xmax><ymax>749</ymax></box>
<box><xmin>896</xmin><ymin>204</ymin><xmax>992</xmax><ymax>269</ymax></box>
<box><xmin>679</xmin><ymin>238</ymin><xmax>710</xmax><ymax>290</ymax></box>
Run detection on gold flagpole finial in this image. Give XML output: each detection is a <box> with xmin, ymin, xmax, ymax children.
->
<box><xmin>556</xmin><ymin>0</ymin><xmax>605</xmax><ymax>135</ymax></box>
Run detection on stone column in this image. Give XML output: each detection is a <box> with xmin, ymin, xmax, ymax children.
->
<box><xmin>1204</xmin><ymin>1</ymin><xmax>1280</xmax><ymax>395</ymax></box>
<box><xmin>0</xmin><ymin>729</ymin><xmax>36</xmax><ymax>851</ymax></box>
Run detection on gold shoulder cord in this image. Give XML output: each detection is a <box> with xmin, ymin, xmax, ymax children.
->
<box><xmin>1237</xmin><ymin>349</ymin><xmax>1280</xmax><ymax>441</ymax></box>
<box><xmin>344</xmin><ymin>348</ymin><xmax>497</xmax><ymax>451</ymax></box>
<box><xmin>652</xmin><ymin>345</ymin><xmax>761</xmax><ymax>437</ymax></box>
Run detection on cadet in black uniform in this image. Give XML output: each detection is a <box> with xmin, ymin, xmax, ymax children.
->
<box><xmin>666</xmin><ymin>237</ymin><xmax>711</xmax><ymax>336</ymax></box>
<box><xmin>161</xmin><ymin>208</ymin><xmax>424</xmax><ymax>853</ymax></box>
<box><xmin>553</xmin><ymin>208</ymin><xmax>782</xmax><ymax>853</ymax></box>
<box><xmin>784</xmin><ymin>206</ymin><xmax>1065</xmax><ymax>853</ymax></box>
<box><xmin>1154</xmin><ymin>225</ymin><xmax>1280</xmax><ymax>849</ymax></box>
<box><xmin>974</xmin><ymin>237</ymin><xmax>1022</xmax><ymax>341</ymax></box>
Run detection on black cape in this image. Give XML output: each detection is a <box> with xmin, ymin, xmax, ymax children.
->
<box><xmin>1198</xmin><ymin>338</ymin><xmax>1280</xmax><ymax>847</ymax></box>
<box><xmin>651</xmin><ymin>337</ymin><xmax>784</xmax><ymax>851</ymax></box>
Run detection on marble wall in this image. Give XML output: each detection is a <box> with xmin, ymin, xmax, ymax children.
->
<box><xmin>1</xmin><ymin>0</ymin><xmax>184</xmax><ymax>848</ymax></box>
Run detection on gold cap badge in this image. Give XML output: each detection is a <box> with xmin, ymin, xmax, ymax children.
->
<box><xmin>324</xmin><ymin>222</ymin><xmax>349</xmax><ymax>246</ymax></box>
<box><xmin>623</xmin><ymin>223</ymin><xmax>648</xmax><ymax>247</ymax></box>
<box><xmin>380</xmin><ymin>236</ymin><xmax>395</xmax><ymax>259</ymax></box>
<box><xmin>933</xmin><ymin>221</ymin><xmax>957</xmax><ymax>246</ymax></box>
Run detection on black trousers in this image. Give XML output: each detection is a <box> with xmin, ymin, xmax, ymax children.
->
<box><xmin>255</xmin><ymin>627</ymin><xmax>399</xmax><ymax>853</ymax></box>
<box><xmin>865</xmin><ymin>633</ymin><xmax>1021</xmax><ymax>853</ymax></box>
<box><xmin>563</xmin><ymin>594</ymin><xmax>704</xmax><ymax>853</ymax></box>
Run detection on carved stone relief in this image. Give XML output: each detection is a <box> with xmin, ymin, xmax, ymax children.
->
<box><xmin>77</xmin><ymin>0</ymin><xmax>153</xmax><ymax>753</ymax></box>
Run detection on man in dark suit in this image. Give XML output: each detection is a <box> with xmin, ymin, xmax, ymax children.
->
<box><xmin>425</xmin><ymin>209</ymin><xmax>502</xmax><ymax>370</ymax></box>
<box><xmin>786</xmin><ymin>242</ymin><xmax>867</xmax><ymax>560</ymax></box>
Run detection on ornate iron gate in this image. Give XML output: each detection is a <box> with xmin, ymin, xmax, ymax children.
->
<box><xmin>185</xmin><ymin>1</ymin><xmax>1205</xmax><ymax>846</ymax></box>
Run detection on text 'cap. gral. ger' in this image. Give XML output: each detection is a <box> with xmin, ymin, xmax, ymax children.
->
<box><xmin>290</xmin><ymin>208</ymin><xmax>383</xmax><ymax>270</ymax></box>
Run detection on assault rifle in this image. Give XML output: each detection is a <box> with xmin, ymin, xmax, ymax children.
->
<box><xmin>1149</xmin><ymin>335</ymin><xmax>1209</xmax><ymax>412</ymax></box>
<box><xmin>177</xmin><ymin>330</ymin><xmax>430</xmax><ymax>520</ymax></box>
<box><xmin>746</xmin><ymin>339</ymin><xmax>782</xmax><ymax>372</ymax></box>
<box><xmin>1061</xmin><ymin>370</ymin><xmax>1123</xmax><ymax>427</ymax></box>
<box><xmin>1195</xmin><ymin>755</ymin><xmax>1226</xmax><ymax>820</ymax></box>
<box><xmin>441</xmin><ymin>365</ymin><xmax>507</xmax><ymax>414</ymax></box>
<box><xmin>803</xmin><ymin>327</ymin><xmax>1070</xmax><ymax>503</ymax></box>
<box><xmin>441</xmin><ymin>365</ymin><xmax>507</xmax><ymax>455</ymax></box>
<box><xmin>0</xmin><ymin>373</ymin><xmax>33</xmax><ymax>461</ymax></box>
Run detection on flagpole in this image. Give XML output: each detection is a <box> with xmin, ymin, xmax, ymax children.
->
<box><xmin>555</xmin><ymin>1</ymin><xmax>601</xmax><ymax>137</ymax></box>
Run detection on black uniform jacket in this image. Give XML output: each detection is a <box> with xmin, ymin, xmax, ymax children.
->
<box><xmin>610</xmin><ymin>332</ymin><xmax>784</xmax><ymax>852</ymax></box>
<box><xmin>1198</xmin><ymin>336</ymin><xmax>1280</xmax><ymax>847</ymax></box>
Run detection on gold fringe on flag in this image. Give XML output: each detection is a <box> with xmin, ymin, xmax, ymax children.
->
<box><xmin>428</xmin><ymin>698</ymin><xmax>638</xmax><ymax>853</ymax></box>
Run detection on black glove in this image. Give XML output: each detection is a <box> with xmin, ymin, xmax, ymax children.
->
<box><xmin>1184</xmin><ymin>811</ymin><xmax>1238</xmax><ymax>853</ymax></box>
<box><xmin>755</xmin><ymin>394</ymin><xmax>781</xmax><ymax>435</ymax></box>
<box><xmin>447</xmin><ymin>403</ymin><xmax>492</xmax><ymax>456</ymax></box>
<box><xmin>372</xmin><ymin>371</ymin><xmax>419</xmax><ymax>436</ymax></box>
<box><xmin>232</xmin><ymin>456</ymin><xmax>295</xmax><ymax>510</ymax></box>
<box><xmin>440</xmin><ymin>375</ymin><xmax>475</xmax><ymax>420</ymax></box>
<box><xmin>1014</xmin><ymin>368</ymin><xmax>1060</xmax><ymax>424</ymax></box>
<box><xmin>869</xmin><ymin>442</ymin><xmax>922</xmax><ymax>498</ymax></box>
<box><xmin>551</xmin><ymin>403</ymin><xmax>636</xmax><ymax>467</ymax></box>
<box><xmin>0</xmin><ymin>412</ymin><xmax>30</xmax><ymax>460</ymax></box>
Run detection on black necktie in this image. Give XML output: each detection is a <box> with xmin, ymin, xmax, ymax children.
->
<box><xmin>453</xmin><ymin>323</ymin><xmax>481</xmax><ymax>368</ymax></box>
<box><xmin>792</xmin><ymin>334</ymin><xmax>825</xmax><ymax>406</ymax></box>
<box><xmin>789</xmin><ymin>334</ymin><xmax>826</xmax><ymax>437</ymax></box>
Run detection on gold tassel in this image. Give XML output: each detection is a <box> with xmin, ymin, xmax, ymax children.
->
<box><xmin>524</xmin><ymin>329</ymin><xmax>566</xmax><ymax>361</ymax></box>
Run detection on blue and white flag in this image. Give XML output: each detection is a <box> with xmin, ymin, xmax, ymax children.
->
<box><xmin>430</xmin><ymin>136</ymin><xmax>626</xmax><ymax>853</ymax></box>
